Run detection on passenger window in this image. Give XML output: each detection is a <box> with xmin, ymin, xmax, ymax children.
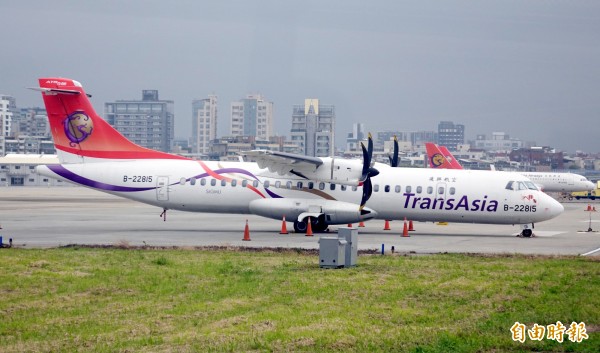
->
<box><xmin>201</xmin><ymin>178</ymin><xmax>207</xmax><ymax>186</ymax></box>
<box><xmin>449</xmin><ymin>187</ymin><xmax>455</xmax><ymax>195</ymax></box>
<box><xmin>319</xmin><ymin>182</ymin><xmax>325</xmax><ymax>190</ymax></box>
<box><xmin>374</xmin><ymin>184</ymin><xmax>379</xmax><ymax>192</ymax></box>
<box><xmin>406</xmin><ymin>186</ymin><xmax>412</xmax><ymax>193</ymax></box>
<box><xmin>417</xmin><ymin>186</ymin><xmax>423</xmax><ymax>194</ymax></box>
<box><xmin>286</xmin><ymin>181</ymin><xmax>292</xmax><ymax>189</ymax></box>
<box><xmin>221</xmin><ymin>179</ymin><xmax>227</xmax><ymax>186</ymax></box>
<box><xmin>427</xmin><ymin>186</ymin><xmax>432</xmax><ymax>194</ymax></box>
<box><xmin>341</xmin><ymin>185</ymin><xmax>347</xmax><ymax>191</ymax></box>
<box><xmin>275</xmin><ymin>181</ymin><xmax>281</xmax><ymax>188</ymax></box>
<box><xmin>242</xmin><ymin>180</ymin><xmax>248</xmax><ymax>187</ymax></box>
<box><xmin>308</xmin><ymin>182</ymin><xmax>314</xmax><ymax>189</ymax></box>
<box><xmin>330</xmin><ymin>183</ymin><xmax>336</xmax><ymax>191</ymax></box>
<box><xmin>297</xmin><ymin>181</ymin><xmax>303</xmax><ymax>189</ymax></box>
<box><xmin>211</xmin><ymin>179</ymin><xmax>216</xmax><ymax>186</ymax></box>
<box><xmin>264</xmin><ymin>180</ymin><xmax>270</xmax><ymax>188</ymax></box>
<box><xmin>384</xmin><ymin>185</ymin><xmax>390</xmax><ymax>193</ymax></box>
<box><xmin>231</xmin><ymin>179</ymin><xmax>237</xmax><ymax>187</ymax></box>
<box><xmin>190</xmin><ymin>178</ymin><xmax>196</xmax><ymax>186</ymax></box>
<box><xmin>253</xmin><ymin>180</ymin><xmax>259</xmax><ymax>187</ymax></box>
<box><xmin>438</xmin><ymin>187</ymin><xmax>444</xmax><ymax>194</ymax></box>
<box><xmin>180</xmin><ymin>177</ymin><xmax>186</xmax><ymax>185</ymax></box>
<box><xmin>395</xmin><ymin>185</ymin><xmax>401</xmax><ymax>193</ymax></box>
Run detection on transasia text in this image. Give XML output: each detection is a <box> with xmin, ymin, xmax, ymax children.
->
<box><xmin>403</xmin><ymin>193</ymin><xmax>499</xmax><ymax>212</ymax></box>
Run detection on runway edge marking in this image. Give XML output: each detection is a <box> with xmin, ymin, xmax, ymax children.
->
<box><xmin>581</xmin><ymin>247</ymin><xmax>600</xmax><ymax>256</ymax></box>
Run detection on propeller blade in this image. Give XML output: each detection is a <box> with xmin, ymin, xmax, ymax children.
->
<box><xmin>359</xmin><ymin>132</ymin><xmax>378</xmax><ymax>210</ymax></box>
<box><xmin>391</xmin><ymin>135</ymin><xmax>399</xmax><ymax>167</ymax></box>
<box><xmin>367</xmin><ymin>133</ymin><xmax>373</xmax><ymax>165</ymax></box>
<box><xmin>360</xmin><ymin>141</ymin><xmax>370</xmax><ymax>181</ymax></box>
<box><xmin>359</xmin><ymin>177</ymin><xmax>372</xmax><ymax>210</ymax></box>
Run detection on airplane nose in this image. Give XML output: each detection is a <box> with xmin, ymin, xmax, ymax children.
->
<box><xmin>543</xmin><ymin>194</ymin><xmax>564</xmax><ymax>219</ymax></box>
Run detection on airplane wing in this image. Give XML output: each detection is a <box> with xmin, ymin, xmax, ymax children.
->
<box><xmin>241</xmin><ymin>150</ymin><xmax>324</xmax><ymax>176</ymax></box>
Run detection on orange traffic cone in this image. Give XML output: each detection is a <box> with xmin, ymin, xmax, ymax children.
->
<box><xmin>358</xmin><ymin>221</ymin><xmax>365</xmax><ymax>227</ymax></box>
<box><xmin>242</xmin><ymin>220</ymin><xmax>251</xmax><ymax>241</ymax></box>
<box><xmin>348</xmin><ymin>223</ymin><xmax>353</xmax><ymax>227</ymax></box>
<box><xmin>280</xmin><ymin>216</ymin><xmax>289</xmax><ymax>234</ymax></box>
<box><xmin>383</xmin><ymin>220</ymin><xmax>391</xmax><ymax>230</ymax></box>
<box><xmin>402</xmin><ymin>219</ymin><xmax>410</xmax><ymax>237</ymax></box>
<box><xmin>305</xmin><ymin>217</ymin><xmax>313</xmax><ymax>237</ymax></box>
<box><xmin>408</xmin><ymin>220</ymin><xmax>415</xmax><ymax>231</ymax></box>
<box><xmin>587</xmin><ymin>204</ymin><xmax>592</xmax><ymax>211</ymax></box>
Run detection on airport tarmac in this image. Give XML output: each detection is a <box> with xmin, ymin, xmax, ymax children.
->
<box><xmin>1</xmin><ymin>187</ymin><xmax>599</xmax><ymax>256</ymax></box>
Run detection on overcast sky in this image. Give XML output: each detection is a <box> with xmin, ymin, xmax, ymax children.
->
<box><xmin>1</xmin><ymin>0</ymin><xmax>599</xmax><ymax>153</ymax></box>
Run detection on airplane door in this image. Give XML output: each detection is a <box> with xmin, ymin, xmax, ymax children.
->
<box><xmin>156</xmin><ymin>176</ymin><xmax>169</xmax><ymax>201</ymax></box>
<box><xmin>436</xmin><ymin>182</ymin><xmax>448</xmax><ymax>200</ymax></box>
<box><xmin>567</xmin><ymin>175</ymin><xmax>574</xmax><ymax>186</ymax></box>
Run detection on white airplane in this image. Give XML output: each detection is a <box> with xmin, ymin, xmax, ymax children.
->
<box><xmin>32</xmin><ymin>78</ymin><xmax>564</xmax><ymax>237</ymax></box>
<box><xmin>424</xmin><ymin>143</ymin><xmax>595</xmax><ymax>193</ymax></box>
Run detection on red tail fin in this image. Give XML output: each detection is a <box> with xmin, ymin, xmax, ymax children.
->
<box><xmin>36</xmin><ymin>78</ymin><xmax>187</xmax><ymax>163</ymax></box>
<box><xmin>438</xmin><ymin>145</ymin><xmax>463</xmax><ymax>169</ymax></box>
<box><xmin>425</xmin><ymin>142</ymin><xmax>454</xmax><ymax>169</ymax></box>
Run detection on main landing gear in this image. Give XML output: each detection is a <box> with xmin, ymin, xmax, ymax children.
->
<box><xmin>293</xmin><ymin>216</ymin><xmax>329</xmax><ymax>233</ymax></box>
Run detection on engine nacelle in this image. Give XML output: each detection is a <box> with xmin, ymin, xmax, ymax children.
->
<box><xmin>302</xmin><ymin>157</ymin><xmax>364</xmax><ymax>186</ymax></box>
<box><xmin>249</xmin><ymin>198</ymin><xmax>377</xmax><ymax>224</ymax></box>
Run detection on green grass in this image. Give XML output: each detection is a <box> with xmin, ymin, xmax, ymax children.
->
<box><xmin>0</xmin><ymin>248</ymin><xmax>598</xmax><ymax>352</ymax></box>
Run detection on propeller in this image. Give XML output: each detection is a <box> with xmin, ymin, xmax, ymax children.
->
<box><xmin>388</xmin><ymin>135</ymin><xmax>399</xmax><ymax>167</ymax></box>
<box><xmin>359</xmin><ymin>133</ymin><xmax>379</xmax><ymax>211</ymax></box>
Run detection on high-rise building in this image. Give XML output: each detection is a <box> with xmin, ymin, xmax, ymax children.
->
<box><xmin>230</xmin><ymin>94</ymin><xmax>273</xmax><ymax>140</ymax></box>
<box><xmin>437</xmin><ymin>121</ymin><xmax>465</xmax><ymax>151</ymax></box>
<box><xmin>346</xmin><ymin>123</ymin><xmax>366</xmax><ymax>152</ymax></box>
<box><xmin>191</xmin><ymin>95</ymin><xmax>218</xmax><ymax>155</ymax></box>
<box><xmin>105</xmin><ymin>90</ymin><xmax>174</xmax><ymax>152</ymax></box>
<box><xmin>473</xmin><ymin>132</ymin><xmax>525</xmax><ymax>151</ymax></box>
<box><xmin>290</xmin><ymin>99</ymin><xmax>335</xmax><ymax>157</ymax></box>
<box><xmin>1</xmin><ymin>95</ymin><xmax>16</xmax><ymax>137</ymax></box>
<box><xmin>13</xmin><ymin>108</ymin><xmax>49</xmax><ymax>138</ymax></box>
<box><xmin>1</xmin><ymin>95</ymin><xmax>17</xmax><ymax>156</ymax></box>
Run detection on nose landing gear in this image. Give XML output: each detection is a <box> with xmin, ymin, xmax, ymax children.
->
<box><xmin>518</xmin><ymin>223</ymin><xmax>534</xmax><ymax>238</ymax></box>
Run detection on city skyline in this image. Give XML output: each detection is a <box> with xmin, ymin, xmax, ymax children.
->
<box><xmin>1</xmin><ymin>1</ymin><xmax>599</xmax><ymax>153</ymax></box>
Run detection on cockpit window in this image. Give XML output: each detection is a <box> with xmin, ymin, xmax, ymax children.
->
<box><xmin>524</xmin><ymin>181</ymin><xmax>538</xmax><ymax>190</ymax></box>
<box><xmin>506</xmin><ymin>180</ymin><xmax>536</xmax><ymax>191</ymax></box>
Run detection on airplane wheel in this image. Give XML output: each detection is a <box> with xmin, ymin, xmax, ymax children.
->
<box><xmin>312</xmin><ymin>216</ymin><xmax>328</xmax><ymax>233</ymax></box>
<box><xmin>522</xmin><ymin>229</ymin><xmax>533</xmax><ymax>238</ymax></box>
<box><xmin>294</xmin><ymin>220</ymin><xmax>308</xmax><ymax>233</ymax></box>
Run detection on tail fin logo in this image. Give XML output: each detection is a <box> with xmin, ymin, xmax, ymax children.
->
<box><xmin>431</xmin><ymin>153</ymin><xmax>445</xmax><ymax>167</ymax></box>
<box><xmin>64</xmin><ymin>111</ymin><xmax>93</xmax><ymax>146</ymax></box>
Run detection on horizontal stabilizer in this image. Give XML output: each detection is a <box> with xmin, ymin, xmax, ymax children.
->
<box><xmin>28</xmin><ymin>86</ymin><xmax>92</xmax><ymax>97</ymax></box>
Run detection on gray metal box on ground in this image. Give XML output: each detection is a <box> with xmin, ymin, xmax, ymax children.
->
<box><xmin>318</xmin><ymin>237</ymin><xmax>347</xmax><ymax>268</ymax></box>
<box><xmin>338</xmin><ymin>227</ymin><xmax>358</xmax><ymax>267</ymax></box>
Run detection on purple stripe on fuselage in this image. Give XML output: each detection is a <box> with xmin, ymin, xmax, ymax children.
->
<box><xmin>48</xmin><ymin>165</ymin><xmax>156</xmax><ymax>192</ymax></box>
<box><xmin>189</xmin><ymin>167</ymin><xmax>282</xmax><ymax>198</ymax></box>
<box><xmin>265</xmin><ymin>188</ymin><xmax>283</xmax><ymax>199</ymax></box>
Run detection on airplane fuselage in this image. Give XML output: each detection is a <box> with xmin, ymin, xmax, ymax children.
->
<box><xmin>519</xmin><ymin>172</ymin><xmax>594</xmax><ymax>193</ymax></box>
<box><xmin>37</xmin><ymin>160</ymin><xmax>563</xmax><ymax>226</ymax></box>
